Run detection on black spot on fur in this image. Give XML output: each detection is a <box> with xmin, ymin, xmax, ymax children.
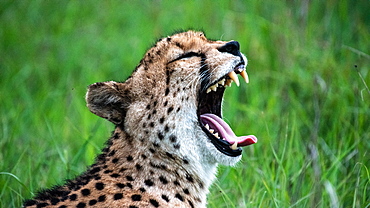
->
<box><xmin>169</xmin><ymin>135</ymin><xmax>177</xmax><ymax>143</ymax></box>
<box><xmin>149</xmin><ymin>122</ymin><xmax>155</xmax><ymax>127</ymax></box>
<box><xmin>108</xmin><ymin>150</ymin><xmax>116</xmax><ymax>156</ymax></box>
<box><xmin>37</xmin><ymin>203</ymin><xmax>49</xmax><ymax>208</ymax></box>
<box><xmin>69</xmin><ymin>194</ymin><xmax>77</xmax><ymax>201</ymax></box>
<box><xmin>112</xmin><ymin>158</ymin><xmax>119</xmax><ymax>163</ymax></box>
<box><xmin>126</xmin><ymin>182</ymin><xmax>133</xmax><ymax>189</ymax></box>
<box><xmin>165</xmin><ymin>87</ymin><xmax>170</xmax><ymax>96</ymax></box>
<box><xmin>81</xmin><ymin>188</ymin><xmax>90</xmax><ymax>196</ymax></box>
<box><xmin>152</xmin><ymin>142</ymin><xmax>160</xmax><ymax>147</ymax></box>
<box><xmin>23</xmin><ymin>200</ymin><xmax>37</xmax><ymax>206</ymax></box>
<box><xmin>135</xmin><ymin>164</ymin><xmax>142</xmax><ymax>170</ymax></box>
<box><xmin>161</xmin><ymin>194</ymin><xmax>170</xmax><ymax>202</ymax></box>
<box><xmin>50</xmin><ymin>198</ymin><xmax>60</xmax><ymax>205</ymax></box>
<box><xmin>98</xmin><ymin>195</ymin><xmax>106</xmax><ymax>202</ymax></box>
<box><xmin>126</xmin><ymin>176</ymin><xmax>134</xmax><ymax>181</ymax></box>
<box><xmin>150</xmin><ymin>199</ymin><xmax>160</xmax><ymax>207</ymax></box>
<box><xmin>114</xmin><ymin>193</ymin><xmax>123</xmax><ymax>200</ymax></box>
<box><xmin>104</xmin><ymin>169</ymin><xmax>113</xmax><ymax>174</ymax></box>
<box><xmin>149</xmin><ymin>148</ymin><xmax>156</xmax><ymax>153</ymax></box>
<box><xmin>141</xmin><ymin>154</ymin><xmax>147</xmax><ymax>159</ymax></box>
<box><xmin>199</xmin><ymin>181</ymin><xmax>205</xmax><ymax>189</ymax></box>
<box><xmin>131</xmin><ymin>194</ymin><xmax>142</xmax><ymax>201</ymax></box>
<box><xmin>144</xmin><ymin>179</ymin><xmax>154</xmax><ymax>186</ymax></box>
<box><xmin>76</xmin><ymin>202</ymin><xmax>86</xmax><ymax>208</ymax></box>
<box><xmin>159</xmin><ymin>176</ymin><xmax>168</xmax><ymax>184</ymax></box>
<box><xmin>164</xmin><ymin>101</ymin><xmax>168</xmax><ymax>106</ymax></box>
<box><xmin>89</xmin><ymin>199</ymin><xmax>97</xmax><ymax>205</ymax></box>
<box><xmin>157</xmin><ymin>131</ymin><xmax>164</xmax><ymax>140</ymax></box>
<box><xmin>167</xmin><ymin>106</ymin><xmax>174</xmax><ymax>114</ymax></box>
<box><xmin>150</xmin><ymin>161</ymin><xmax>167</xmax><ymax>170</ymax></box>
<box><xmin>106</xmin><ymin>139</ymin><xmax>113</xmax><ymax>146</ymax></box>
<box><xmin>90</xmin><ymin>167</ymin><xmax>101</xmax><ymax>174</ymax></box>
<box><xmin>60</xmin><ymin>195</ymin><xmax>68</xmax><ymax>202</ymax></box>
<box><xmin>116</xmin><ymin>183</ymin><xmax>125</xmax><ymax>188</ymax></box>
<box><xmin>129</xmin><ymin>206</ymin><xmax>138</xmax><ymax>208</ymax></box>
<box><xmin>188</xmin><ymin>200</ymin><xmax>195</xmax><ymax>208</ymax></box>
<box><xmin>175</xmin><ymin>193</ymin><xmax>184</xmax><ymax>201</ymax></box>
<box><xmin>113</xmin><ymin>132</ymin><xmax>120</xmax><ymax>140</ymax></box>
<box><xmin>183</xmin><ymin>188</ymin><xmax>190</xmax><ymax>195</ymax></box>
<box><xmin>120</xmin><ymin>168</ymin><xmax>127</xmax><ymax>172</ymax></box>
<box><xmin>110</xmin><ymin>173</ymin><xmax>120</xmax><ymax>178</ymax></box>
<box><xmin>174</xmin><ymin>180</ymin><xmax>180</xmax><ymax>186</ymax></box>
<box><xmin>183</xmin><ymin>159</ymin><xmax>189</xmax><ymax>164</ymax></box>
<box><xmin>159</xmin><ymin>117</ymin><xmax>165</xmax><ymax>124</ymax></box>
<box><xmin>59</xmin><ymin>205</ymin><xmax>67</xmax><ymax>208</ymax></box>
<box><xmin>95</xmin><ymin>182</ymin><xmax>105</xmax><ymax>190</ymax></box>
<box><xmin>139</xmin><ymin>187</ymin><xmax>146</xmax><ymax>192</ymax></box>
<box><xmin>127</xmin><ymin>155</ymin><xmax>133</xmax><ymax>161</ymax></box>
<box><xmin>186</xmin><ymin>174</ymin><xmax>194</xmax><ymax>183</ymax></box>
<box><xmin>164</xmin><ymin>125</ymin><xmax>169</xmax><ymax>132</ymax></box>
<box><xmin>166</xmin><ymin>152</ymin><xmax>175</xmax><ymax>160</ymax></box>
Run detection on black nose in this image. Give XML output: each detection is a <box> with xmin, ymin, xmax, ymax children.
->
<box><xmin>218</xmin><ymin>41</ymin><xmax>240</xmax><ymax>56</ymax></box>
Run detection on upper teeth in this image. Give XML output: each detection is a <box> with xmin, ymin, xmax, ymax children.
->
<box><xmin>240</xmin><ymin>70</ymin><xmax>249</xmax><ymax>83</ymax></box>
<box><xmin>228</xmin><ymin>71</ymin><xmax>240</xmax><ymax>86</ymax></box>
<box><xmin>206</xmin><ymin>70</ymin><xmax>249</xmax><ymax>93</ymax></box>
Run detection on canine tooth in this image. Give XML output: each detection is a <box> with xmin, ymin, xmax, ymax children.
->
<box><xmin>240</xmin><ymin>70</ymin><xmax>249</xmax><ymax>84</ymax></box>
<box><xmin>206</xmin><ymin>88</ymin><xmax>212</xmax><ymax>93</ymax></box>
<box><xmin>230</xmin><ymin>142</ymin><xmax>238</xmax><ymax>150</ymax></box>
<box><xmin>218</xmin><ymin>79</ymin><xmax>225</xmax><ymax>86</ymax></box>
<box><xmin>205</xmin><ymin>124</ymin><xmax>209</xmax><ymax>130</ymax></box>
<box><xmin>210</xmin><ymin>85</ymin><xmax>217</xmax><ymax>92</ymax></box>
<box><xmin>213</xmin><ymin>132</ymin><xmax>220</xmax><ymax>138</ymax></box>
<box><xmin>228</xmin><ymin>71</ymin><xmax>240</xmax><ymax>86</ymax></box>
<box><xmin>209</xmin><ymin>129</ymin><xmax>214</xmax><ymax>133</ymax></box>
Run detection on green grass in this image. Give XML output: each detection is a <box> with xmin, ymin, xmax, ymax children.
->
<box><xmin>1</xmin><ymin>1</ymin><xmax>369</xmax><ymax>207</ymax></box>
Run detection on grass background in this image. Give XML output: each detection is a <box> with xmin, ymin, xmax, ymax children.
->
<box><xmin>1</xmin><ymin>1</ymin><xmax>369</xmax><ymax>207</ymax></box>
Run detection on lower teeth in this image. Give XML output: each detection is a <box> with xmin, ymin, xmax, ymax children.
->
<box><xmin>230</xmin><ymin>142</ymin><xmax>238</xmax><ymax>150</ymax></box>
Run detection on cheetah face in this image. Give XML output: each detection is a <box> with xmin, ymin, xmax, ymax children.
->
<box><xmin>86</xmin><ymin>31</ymin><xmax>257</xmax><ymax>166</ymax></box>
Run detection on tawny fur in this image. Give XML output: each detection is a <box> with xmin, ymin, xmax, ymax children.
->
<box><xmin>24</xmin><ymin>31</ymin><xmax>248</xmax><ymax>208</ymax></box>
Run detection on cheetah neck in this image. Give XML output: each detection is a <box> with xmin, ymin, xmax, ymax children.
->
<box><xmin>88</xmin><ymin>126</ymin><xmax>217</xmax><ymax>207</ymax></box>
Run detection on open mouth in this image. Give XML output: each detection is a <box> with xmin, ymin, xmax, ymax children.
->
<box><xmin>197</xmin><ymin>64</ymin><xmax>257</xmax><ymax>157</ymax></box>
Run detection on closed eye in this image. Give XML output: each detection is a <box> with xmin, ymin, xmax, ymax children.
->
<box><xmin>168</xmin><ymin>52</ymin><xmax>202</xmax><ymax>64</ymax></box>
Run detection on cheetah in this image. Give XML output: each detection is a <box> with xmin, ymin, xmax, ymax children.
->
<box><xmin>23</xmin><ymin>31</ymin><xmax>257</xmax><ymax>208</ymax></box>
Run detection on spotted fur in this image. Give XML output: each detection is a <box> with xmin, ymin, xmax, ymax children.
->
<box><xmin>24</xmin><ymin>31</ymin><xmax>252</xmax><ymax>208</ymax></box>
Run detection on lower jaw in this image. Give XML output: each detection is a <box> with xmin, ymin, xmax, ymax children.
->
<box><xmin>201</xmin><ymin>125</ymin><xmax>242</xmax><ymax>157</ymax></box>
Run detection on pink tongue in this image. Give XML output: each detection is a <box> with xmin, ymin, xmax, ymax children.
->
<box><xmin>200</xmin><ymin>113</ymin><xmax>257</xmax><ymax>146</ymax></box>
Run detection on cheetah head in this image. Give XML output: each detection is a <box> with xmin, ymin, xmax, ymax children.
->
<box><xmin>86</xmin><ymin>31</ymin><xmax>257</xmax><ymax>166</ymax></box>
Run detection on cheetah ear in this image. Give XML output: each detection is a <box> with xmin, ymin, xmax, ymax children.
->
<box><xmin>86</xmin><ymin>81</ymin><xmax>131</xmax><ymax>125</ymax></box>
